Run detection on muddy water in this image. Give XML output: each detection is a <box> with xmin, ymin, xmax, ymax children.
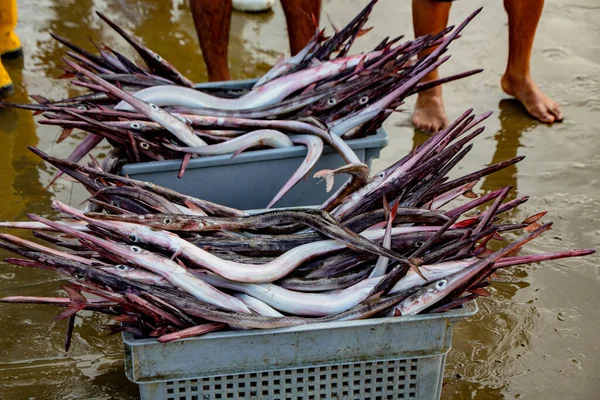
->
<box><xmin>0</xmin><ymin>0</ymin><xmax>598</xmax><ymax>398</ymax></box>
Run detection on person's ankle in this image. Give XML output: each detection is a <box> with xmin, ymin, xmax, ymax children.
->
<box><xmin>417</xmin><ymin>86</ymin><xmax>443</xmax><ymax>103</ymax></box>
<box><xmin>502</xmin><ymin>69</ymin><xmax>533</xmax><ymax>89</ymax></box>
<box><xmin>207</xmin><ymin>71</ymin><xmax>231</xmax><ymax>82</ymax></box>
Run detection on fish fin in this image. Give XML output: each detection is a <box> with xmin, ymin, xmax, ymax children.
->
<box><xmin>55</xmin><ymin>303</ymin><xmax>86</xmax><ymax>320</ymax></box>
<box><xmin>366</xmin><ymin>291</ymin><xmax>383</xmax><ymax>302</ymax></box>
<box><xmin>408</xmin><ymin>261</ymin><xmax>427</xmax><ymax>281</ymax></box>
<box><xmin>382</xmin><ymin>196</ymin><xmax>390</xmax><ymax>219</ymax></box>
<box><xmin>183</xmin><ymin>199</ymin><xmax>205</xmax><ymax>214</ymax></box>
<box><xmin>45</xmin><ymin>173</ymin><xmax>62</xmax><ymax>189</ymax></box>
<box><xmin>476</xmin><ymin>248</ymin><xmax>494</xmax><ymax>258</ymax></box>
<box><xmin>274</xmin><ymin>53</ymin><xmax>285</xmax><ymax>66</ymax></box>
<box><xmin>112</xmin><ymin>314</ymin><xmax>138</xmax><ymax>323</ymax></box>
<box><xmin>505</xmin><ymin>247</ymin><xmax>523</xmax><ymax>258</ymax></box>
<box><xmin>462</xmin><ymin>190</ymin><xmax>477</xmax><ymax>199</ymax></box>
<box><xmin>453</xmin><ymin>217</ymin><xmax>478</xmax><ymax>228</ymax></box>
<box><xmin>30</xmin><ymin>95</ymin><xmax>50</xmax><ymax>104</ymax></box>
<box><xmin>522</xmin><ymin>211</ymin><xmax>547</xmax><ymax>224</ymax></box>
<box><xmin>492</xmin><ymin>232</ymin><xmax>505</xmax><ymax>241</ymax></box>
<box><xmin>58</xmin><ymin>72</ymin><xmax>76</xmax><ymax>79</ymax></box>
<box><xmin>465</xmin><ymin>180</ymin><xmax>479</xmax><ymax>190</ymax></box>
<box><xmin>354</xmin><ymin>55</ymin><xmax>367</xmax><ymax>74</ymax></box>
<box><xmin>88</xmin><ymin>154</ymin><xmax>102</xmax><ymax>170</ymax></box>
<box><xmin>355</xmin><ymin>26</ymin><xmax>373</xmax><ymax>38</ymax></box>
<box><xmin>409</xmin><ymin>257</ymin><xmax>424</xmax><ymax>267</ymax></box>
<box><xmin>313</xmin><ymin>169</ymin><xmax>335</xmax><ymax>192</ymax></box>
<box><xmin>57</xmin><ymin>127</ymin><xmax>74</xmax><ymax>143</ymax></box>
<box><xmin>469</xmin><ymin>287</ymin><xmax>491</xmax><ymax>297</ymax></box>
<box><xmin>78</xmin><ymin>195</ymin><xmax>93</xmax><ymax>207</ymax></box>
<box><xmin>523</xmin><ymin>222</ymin><xmax>542</xmax><ymax>232</ymax></box>
<box><xmin>178</xmin><ymin>153</ymin><xmax>191</xmax><ymax>179</ymax></box>
<box><xmin>300</xmin><ymin>82</ymin><xmax>317</xmax><ymax>96</ymax></box>
<box><xmin>309</xmin><ymin>12</ymin><xmax>319</xmax><ymax>30</ymax></box>
<box><xmin>64</xmin><ymin>286</ymin><xmax>87</xmax><ymax>303</ymax></box>
<box><xmin>170</xmin><ymin>249</ymin><xmax>182</xmax><ymax>260</ymax></box>
<box><xmin>390</xmin><ymin>198</ymin><xmax>400</xmax><ymax>220</ymax></box>
<box><xmin>326</xmin><ymin>14</ymin><xmax>339</xmax><ymax>33</ymax></box>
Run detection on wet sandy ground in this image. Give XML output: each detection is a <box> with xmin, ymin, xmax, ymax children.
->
<box><xmin>0</xmin><ymin>0</ymin><xmax>598</xmax><ymax>398</ymax></box>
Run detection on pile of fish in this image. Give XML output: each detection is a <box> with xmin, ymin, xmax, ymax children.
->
<box><xmin>0</xmin><ymin>0</ymin><xmax>482</xmax><ymax>206</ymax></box>
<box><xmin>0</xmin><ymin>109</ymin><xmax>593</xmax><ymax>346</ymax></box>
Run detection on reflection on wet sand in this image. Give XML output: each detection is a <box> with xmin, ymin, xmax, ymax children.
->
<box><xmin>104</xmin><ymin>0</ymin><xmax>208</xmax><ymax>83</ymax></box>
<box><xmin>34</xmin><ymin>0</ymin><xmax>97</xmax><ymax>78</ymax></box>
<box><xmin>479</xmin><ymin>99</ymin><xmax>538</xmax><ymax>197</ymax></box>
<box><xmin>405</xmin><ymin>101</ymin><xmax>540</xmax><ymax>399</ymax></box>
<box><xmin>0</xmin><ymin>57</ymin><xmax>52</xmax><ymax>221</ymax></box>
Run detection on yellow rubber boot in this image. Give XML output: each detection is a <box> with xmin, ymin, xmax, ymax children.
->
<box><xmin>0</xmin><ymin>0</ymin><xmax>22</xmax><ymax>59</ymax></box>
<box><xmin>0</xmin><ymin>58</ymin><xmax>12</xmax><ymax>96</ymax></box>
<box><xmin>0</xmin><ymin>0</ymin><xmax>20</xmax><ymax>97</ymax></box>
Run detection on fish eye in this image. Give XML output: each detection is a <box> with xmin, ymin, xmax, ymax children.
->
<box><xmin>115</xmin><ymin>264</ymin><xmax>128</xmax><ymax>271</ymax></box>
<box><xmin>377</xmin><ymin>172</ymin><xmax>385</xmax><ymax>179</ymax></box>
<box><xmin>163</xmin><ymin>218</ymin><xmax>172</xmax><ymax>225</ymax></box>
<box><xmin>129</xmin><ymin>233</ymin><xmax>139</xmax><ymax>242</ymax></box>
<box><xmin>130</xmin><ymin>246</ymin><xmax>142</xmax><ymax>253</ymax></box>
<box><xmin>154</xmin><ymin>53</ymin><xmax>162</xmax><ymax>61</ymax></box>
<box><xmin>327</xmin><ymin>98</ymin><xmax>337</xmax><ymax>106</ymax></box>
<box><xmin>149</xmin><ymin>103</ymin><xmax>160</xmax><ymax>111</ymax></box>
<box><xmin>140</xmin><ymin>142</ymin><xmax>150</xmax><ymax>150</ymax></box>
<box><xmin>415</xmin><ymin>241</ymin><xmax>424</xmax><ymax>248</ymax></box>
<box><xmin>130</xmin><ymin>122</ymin><xmax>141</xmax><ymax>130</ymax></box>
<box><xmin>436</xmin><ymin>280</ymin><xmax>447</xmax><ymax>289</ymax></box>
<box><xmin>75</xmin><ymin>273</ymin><xmax>85</xmax><ymax>281</ymax></box>
<box><xmin>359</xmin><ymin>96</ymin><xmax>369</xmax><ymax>105</ymax></box>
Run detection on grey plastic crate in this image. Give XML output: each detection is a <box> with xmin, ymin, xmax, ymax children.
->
<box><xmin>120</xmin><ymin>129</ymin><xmax>388</xmax><ymax>210</ymax></box>
<box><xmin>122</xmin><ymin>301</ymin><xmax>477</xmax><ymax>400</ymax></box>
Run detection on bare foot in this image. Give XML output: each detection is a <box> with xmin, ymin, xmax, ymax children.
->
<box><xmin>501</xmin><ymin>73</ymin><xmax>563</xmax><ymax>123</ymax></box>
<box><xmin>412</xmin><ymin>89</ymin><xmax>448</xmax><ymax>134</ymax></box>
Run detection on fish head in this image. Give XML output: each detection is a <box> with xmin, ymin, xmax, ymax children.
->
<box><xmin>398</xmin><ymin>277</ymin><xmax>454</xmax><ymax>315</ymax></box>
<box><xmin>100</xmin><ymin>263</ymin><xmax>166</xmax><ymax>285</ymax></box>
<box><xmin>123</xmin><ymin>214</ymin><xmax>199</xmax><ymax>231</ymax></box>
<box><xmin>311</xmin><ymin>93</ymin><xmax>341</xmax><ymax>113</ymax></box>
<box><xmin>70</xmin><ymin>210</ymin><xmax>182</xmax><ymax>254</ymax></box>
<box><xmin>125</xmin><ymin>243</ymin><xmax>176</xmax><ymax>272</ymax></box>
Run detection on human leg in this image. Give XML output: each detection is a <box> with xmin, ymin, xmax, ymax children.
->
<box><xmin>190</xmin><ymin>0</ymin><xmax>233</xmax><ymax>81</ymax></box>
<box><xmin>280</xmin><ymin>0</ymin><xmax>320</xmax><ymax>55</ymax></box>
<box><xmin>411</xmin><ymin>0</ymin><xmax>452</xmax><ymax>134</ymax></box>
<box><xmin>501</xmin><ymin>0</ymin><xmax>563</xmax><ymax>123</ymax></box>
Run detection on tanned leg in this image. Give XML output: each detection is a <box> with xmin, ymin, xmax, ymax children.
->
<box><xmin>411</xmin><ymin>0</ymin><xmax>452</xmax><ymax>134</ymax></box>
<box><xmin>501</xmin><ymin>0</ymin><xmax>563</xmax><ymax>123</ymax></box>
<box><xmin>190</xmin><ymin>0</ymin><xmax>232</xmax><ymax>81</ymax></box>
<box><xmin>280</xmin><ymin>0</ymin><xmax>321</xmax><ymax>55</ymax></box>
